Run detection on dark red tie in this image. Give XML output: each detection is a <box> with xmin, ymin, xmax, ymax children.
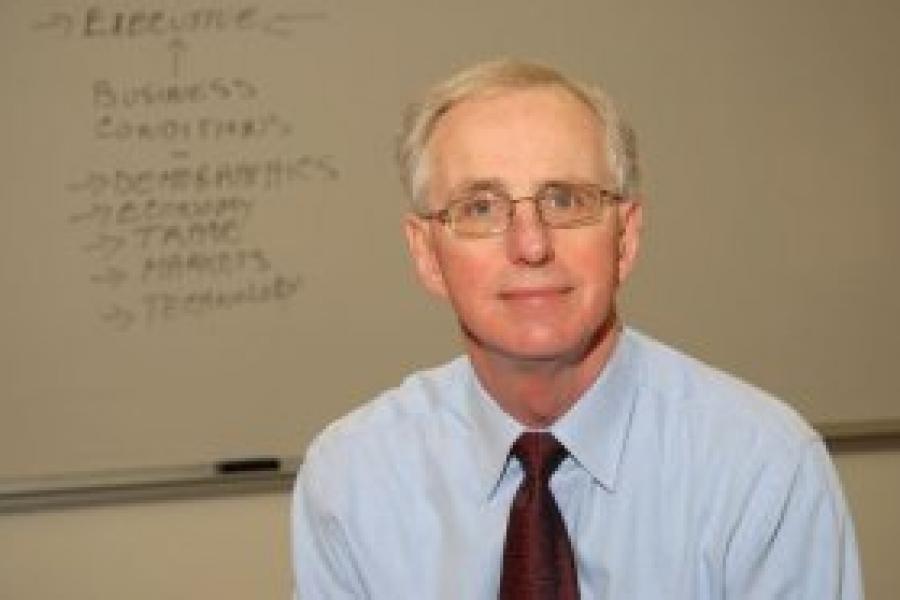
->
<box><xmin>499</xmin><ymin>432</ymin><xmax>580</xmax><ymax>599</ymax></box>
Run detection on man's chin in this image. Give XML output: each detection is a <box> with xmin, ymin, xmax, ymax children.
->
<box><xmin>462</xmin><ymin>328</ymin><xmax>590</xmax><ymax>365</ymax></box>
<box><xmin>459</xmin><ymin>315</ymin><xmax>620</xmax><ymax>367</ymax></box>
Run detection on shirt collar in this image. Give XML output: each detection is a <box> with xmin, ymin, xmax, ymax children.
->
<box><xmin>462</xmin><ymin>363</ymin><xmax>523</xmax><ymax>500</ymax></box>
<box><xmin>463</xmin><ymin>328</ymin><xmax>641</xmax><ymax>499</ymax></box>
<box><xmin>551</xmin><ymin>327</ymin><xmax>639</xmax><ymax>492</ymax></box>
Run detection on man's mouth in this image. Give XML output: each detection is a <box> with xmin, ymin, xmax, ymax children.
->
<box><xmin>498</xmin><ymin>285</ymin><xmax>573</xmax><ymax>302</ymax></box>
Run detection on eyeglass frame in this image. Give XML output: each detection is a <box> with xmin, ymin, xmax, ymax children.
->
<box><xmin>418</xmin><ymin>180</ymin><xmax>625</xmax><ymax>238</ymax></box>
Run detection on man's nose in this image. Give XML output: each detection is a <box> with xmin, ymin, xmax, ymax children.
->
<box><xmin>505</xmin><ymin>200</ymin><xmax>553</xmax><ymax>265</ymax></box>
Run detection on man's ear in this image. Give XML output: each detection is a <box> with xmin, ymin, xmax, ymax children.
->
<box><xmin>616</xmin><ymin>199</ymin><xmax>643</xmax><ymax>284</ymax></box>
<box><xmin>403</xmin><ymin>214</ymin><xmax>449</xmax><ymax>299</ymax></box>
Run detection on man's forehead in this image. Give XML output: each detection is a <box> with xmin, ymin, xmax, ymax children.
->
<box><xmin>434</xmin><ymin>85</ymin><xmax>601</xmax><ymax>135</ymax></box>
<box><xmin>426</xmin><ymin>87</ymin><xmax>609</xmax><ymax>189</ymax></box>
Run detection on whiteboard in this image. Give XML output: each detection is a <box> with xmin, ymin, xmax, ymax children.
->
<box><xmin>2</xmin><ymin>0</ymin><xmax>898</xmax><ymax>480</ymax></box>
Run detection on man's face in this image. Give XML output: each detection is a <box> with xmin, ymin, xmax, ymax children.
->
<box><xmin>405</xmin><ymin>86</ymin><xmax>641</xmax><ymax>364</ymax></box>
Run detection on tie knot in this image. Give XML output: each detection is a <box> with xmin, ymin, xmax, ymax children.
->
<box><xmin>511</xmin><ymin>431</ymin><xmax>567</xmax><ymax>482</ymax></box>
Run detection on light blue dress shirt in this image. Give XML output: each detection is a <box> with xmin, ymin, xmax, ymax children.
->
<box><xmin>292</xmin><ymin>328</ymin><xmax>862</xmax><ymax>598</ymax></box>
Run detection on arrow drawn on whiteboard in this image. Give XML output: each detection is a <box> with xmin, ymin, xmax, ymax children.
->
<box><xmin>68</xmin><ymin>204</ymin><xmax>112</xmax><ymax>226</ymax></box>
<box><xmin>169</xmin><ymin>37</ymin><xmax>188</xmax><ymax>79</ymax></box>
<box><xmin>32</xmin><ymin>13</ymin><xmax>73</xmax><ymax>36</ymax></box>
<box><xmin>66</xmin><ymin>172</ymin><xmax>109</xmax><ymax>196</ymax></box>
<box><xmin>263</xmin><ymin>12</ymin><xmax>328</xmax><ymax>37</ymax></box>
<box><xmin>83</xmin><ymin>233</ymin><xmax>126</xmax><ymax>259</ymax></box>
<box><xmin>100</xmin><ymin>305</ymin><xmax>136</xmax><ymax>330</ymax></box>
<box><xmin>90</xmin><ymin>266</ymin><xmax>128</xmax><ymax>287</ymax></box>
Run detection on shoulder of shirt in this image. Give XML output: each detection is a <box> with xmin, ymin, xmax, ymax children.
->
<box><xmin>623</xmin><ymin>330</ymin><xmax>847</xmax><ymax>560</ymax></box>
<box><xmin>300</xmin><ymin>355</ymin><xmax>471</xmax><ymax>474</ymax></box>
<box><xmin>625</xmin><ymin>327</ymin><xmax>823</xmax><ymax>455</ymax></box>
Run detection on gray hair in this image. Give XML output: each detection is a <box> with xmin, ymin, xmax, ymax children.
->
<box><xmin>396</xmin><ymin>59</ymin><xmax>640</xmax><ymax>212</ymax></box>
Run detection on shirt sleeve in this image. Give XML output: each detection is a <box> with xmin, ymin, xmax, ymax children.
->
<box><xmin>724</xmin><ymin>439</ymin><xmax>864</xmax><ymax>599</ymax></box>
<box><xmin>291</xmin><ymin>451</ymin><xmax>365</xmax><ymax>599</ymax></box>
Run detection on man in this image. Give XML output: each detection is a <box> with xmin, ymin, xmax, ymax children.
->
<box><xmin>292</xmin><ymin>59</ymin><xmax>862</xmax><ymax>598</ymax></box>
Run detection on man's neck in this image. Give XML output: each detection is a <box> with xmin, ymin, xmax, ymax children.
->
<box><xmin>466</xmin><ymin>317</ymin><xmax>622</xmax><ymax>428</ymax></box>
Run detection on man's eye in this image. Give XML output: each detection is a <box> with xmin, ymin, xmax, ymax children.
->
<box><xmin>543</xmin><ymin>186</ymin><xmax>580</xmax><ymax>210</ymax></box>
<box><xmin>460</xmin><ymin>196</ymin><xmax>500</xmax><ymax>218</ymax></box>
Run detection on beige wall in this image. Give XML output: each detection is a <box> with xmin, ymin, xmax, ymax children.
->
<box><xmin>0</xmin><ymin>491</ymin><xmax>293</xmax><ymax>599</ymax></box>
<box><xmin>1</xmin><ymin>448</ymin><xmax>897</xmax><ymax>599</ymax></box>
<box><xmin>833</xmin><ymin>449</ymin><xmax>900</xmax><ymax>597</ymax></box>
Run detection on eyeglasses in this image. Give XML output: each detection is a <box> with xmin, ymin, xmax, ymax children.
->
<box><xmin>420</xmin><ymin>181</ymin><xmax>623</xmax><ymax>238</ymax></box>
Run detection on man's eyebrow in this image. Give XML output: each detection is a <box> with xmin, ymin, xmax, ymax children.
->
<box><xmin>539</xmin><ymin>178</ymin><xmax>602</xmax><ymax>188</ymax></box>
<box><xmin>449</xmin><ymin>178</ymin><xmax>507</xmax><ymax>195</ymax></box>
<box><xmin>449</xmin><ymin>178</ymin><xmax>606</xmax><ymax>197</ymax></box>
